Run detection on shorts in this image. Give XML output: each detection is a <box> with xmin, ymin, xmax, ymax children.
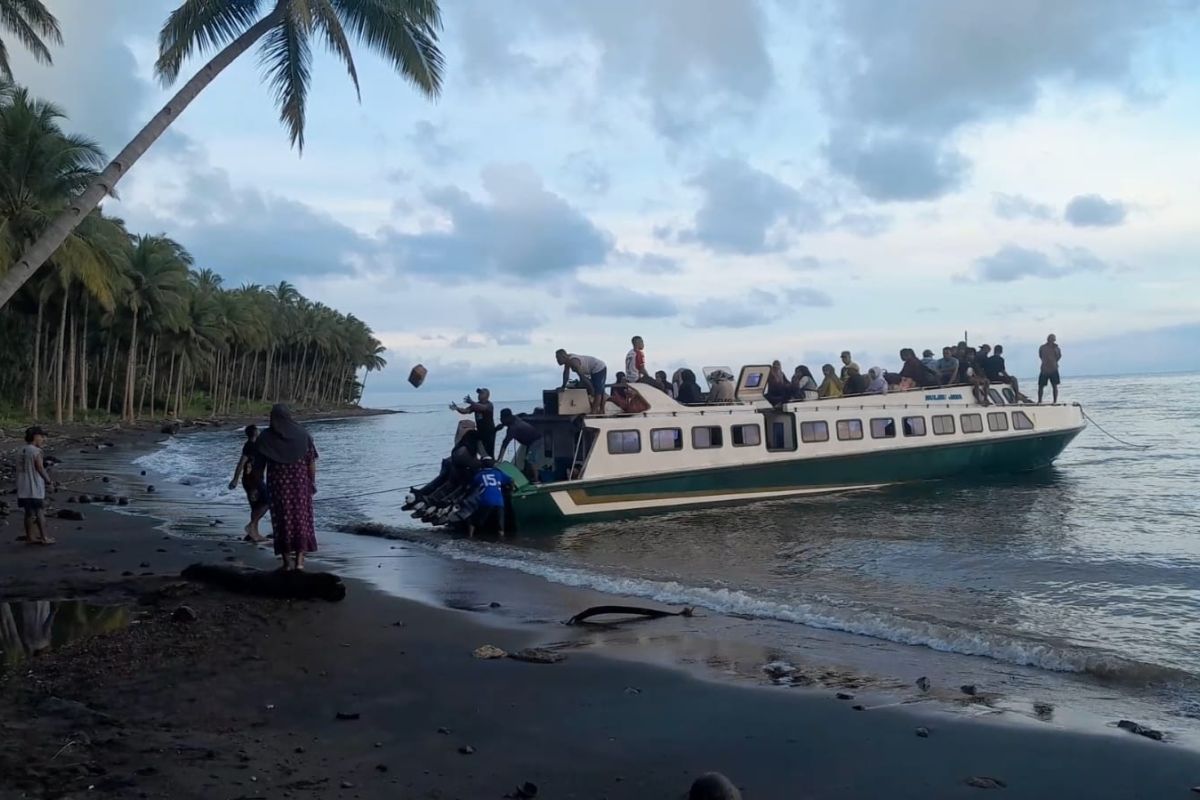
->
<box><xmin>470</xmin><ymin>505</ymin><xmax>504</xmax><ymax>535</ymax></box>
<box><xmin>243</xmin><ymin>481</ymin><xmax>271</xmax><ymax>510</ymax></box>
<box><xmin>589</xmin><ymin>368</ymin><xmax>607</xmax><ymax>395</ymax></box>
<box><xmin>17</xmin><ymin>497</ymin><xmax>44</xmax><ymax>512</ymax></box>
<box><xmin>1038</xmin><ymin>371</ymin><xmax>1061</xmax><ymax>388</ymax></box>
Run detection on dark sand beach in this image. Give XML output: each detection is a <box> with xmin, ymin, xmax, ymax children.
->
<box><xmin>3</xmin><ymin>427</ymin><xmax>1200</xmax><ymax>800</ymax></box>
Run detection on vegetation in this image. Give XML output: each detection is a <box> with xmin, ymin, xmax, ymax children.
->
<box><xmin>0</xmin><ymin>87</ymin><xmax>387</xmax><ymax>424</ymax></box>
<box><xmin>0</xmin><ymin>0</ymin><xmax>61</xmax><ymax>80</ymax></box>
<box><xmin>0</xmin><ymin>0</ymin><xmax>444</xmax><ymax>309</ymax></box>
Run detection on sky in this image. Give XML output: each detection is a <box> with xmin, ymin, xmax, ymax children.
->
<box><xmin>11</xmin><ymin>0</ymin><xmax>1200</xmax><ymax>403</ymax></box>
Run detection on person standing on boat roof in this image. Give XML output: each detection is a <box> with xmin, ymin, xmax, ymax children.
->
<box><xmin>556</xmin><ymin>349</ymin><xmax>607</xmax><ymax>414</ymax></box>
<box><xmin>450</xmin><ymin>388</ymin><xmax>496</xmax><ymax>458</ymax></box>
<box><xmin>1038</xmin><ymin>334</ymin><xmax>1062</xmax><ymax>404</ymax></box>
<box><xmin>839</xmin><ymin>351</ymin><xmax>860</xmax><ymax>382</ymax></box>
<box><xmin>625</xmin><ymin>336</ymin><xmax>652</xmax><ymax>385</ymax></box>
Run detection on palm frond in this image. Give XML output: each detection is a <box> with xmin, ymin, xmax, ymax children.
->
<box><xmin>156</xmin><ymin>0</ymin><xmax>264</xmax><ymax>86</ymax></box>
<box><xmin>311</xmin><ymin>0</ymin><xmax>360</xmax><ymax>100</ymax></box>
<box><xmin>330</xmin><ymin>0</ymin><xmax>443</xmax><ymax>99</ymax></box>
<box><xmin>0</xmin><ymin>36</ymin><xmax>12</xmax><ymax>82</ymax></box>
<box><xmin>7</xmin><ymin>0</ymin><xmax>60</xmax><ymax>41</ymax></box>
<box><xmin>0</xmin><ymin>3</ymin><xmax>51</xmax><ymax>66</ymax></box>
<box><xmin>258</xmin><ymin>7</ymin><xmax>312</xmax><ymax>150</ymax></box>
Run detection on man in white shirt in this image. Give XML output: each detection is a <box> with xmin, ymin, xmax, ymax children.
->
<box><xmin>17</xmin><ymin>426</ymin><xmax>53</xmax><ymax>545</ymax></box>
<box><xmin>556</xmin><ymin>349</ymin><xmax>608</xmax><ymax>414</ymax></box>
<box><xmin>624</xmin><ymin>336</ymin><xmax>651</xmax><ymax>384</ymax></box>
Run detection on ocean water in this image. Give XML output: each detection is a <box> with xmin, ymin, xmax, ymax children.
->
<box><xmin>133</xmin><ymin>374</ymin><xmax>1200</xmax><ymax>740</ymax></box>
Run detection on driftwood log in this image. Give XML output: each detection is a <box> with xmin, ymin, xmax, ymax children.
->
<box><xmin>565</xmin><ymin>605</ymin><xmax>694</xmax><ymax>626</ymax></box>
<box><xmin>180</xmin><ymin>563</ymin><xmax>346</xmax><ymax>602</ymax></box>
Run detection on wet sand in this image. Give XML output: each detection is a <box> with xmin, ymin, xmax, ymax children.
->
<box><xmin>3</xmin><ymin>434</ymin><xmax>1200</xmax><ymax>798</ymax></box>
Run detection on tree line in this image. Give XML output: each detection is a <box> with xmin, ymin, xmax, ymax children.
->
<box><xmin>0</xmin><ymin>85</ymin><xmax>386</xmax><ymax>423</ymax></box>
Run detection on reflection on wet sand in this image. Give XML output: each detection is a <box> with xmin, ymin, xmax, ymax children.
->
<box><xmin>0</xmin><ymin>600</ymin><xmax>130</xmax><ymax>667</ymax></box>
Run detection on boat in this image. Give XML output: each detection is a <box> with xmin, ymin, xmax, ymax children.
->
<box><xmin>404</xmin><ymin>365</ymin><xmax>1086</xmax><ymax>530</ymax></box>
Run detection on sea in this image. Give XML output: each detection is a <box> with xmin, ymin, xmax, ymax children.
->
<box><xmin>131</xmin><ymin>372</ymin><xmax>1200</xmax><ymax>745</ymax></box>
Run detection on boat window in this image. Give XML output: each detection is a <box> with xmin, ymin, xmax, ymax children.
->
<box><xmin>650</xmin><ymin>428</ymin><xmax>683</xmax><ymax>452</ymax></box>
<box><xmin>870</xmin><ymin>418</ymin><xmax>896</xmax><ymax>439</ymax></box>
<box><xmin>961</xmin><ymin>413</ymin><xmax>984</xmax><ymax>434</ymax></box>
<box><xmin>1001</xmin><ymin>387</ymin><xmax>1017</xmax><ymax>404</ymax></box>
<box><xmin>987</xmin><ymin>412</ymin><xmax>1009</xmax><ymax>432</ymax></box>
<box><xmin>765</xmin><ymin>415</ymin><xmax>797</xmax><ymax>452</ymax></box>
<box><xmin>902</xmin><ymin>416</ymin><xmax>927</xmax><ymax>436</ymax></box>
<box><xmin>932</xmin><ymin>414</ymin><xmax>955</xmax><ymax>435</ymax></box>
<box><xmin>606</xmin><ymin>430</ymin><xmax>641</xmax><ymax>454</ymax></box>
<box><xmin>836</xmin><ymin>419</ymin><xmax>863</xmax><ymax>441</ymax></box>
<box><xmin>732</xmin><ymin>424</ymin><xmax>761</xmax><ymax>447</ymax></box>
<box><xmin>692</xmin><ymin>426</ymin><xmax>723</xmax><ymax>448</ymax></box>
<box><xmin>988</xmin><ymin>388</ymin><xmax>1005</xmax><ymax>405</ymax></box>
<box><xmin>801</xmin><ymin>420</ymin><xmax>829</xmax><ymax>443</ymax></box>
<box><xmin>1012</xmin><ymin>411</ymin><xmax>1035</xmax><ymax>430</ymax></box>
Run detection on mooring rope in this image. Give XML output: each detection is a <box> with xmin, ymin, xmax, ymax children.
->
<box><xmin>1079</xmin><ymin>407</ymin><xmax>1151</xmax><ymax>450</ymax></box>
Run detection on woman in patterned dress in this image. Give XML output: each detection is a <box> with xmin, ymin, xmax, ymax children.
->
<box><xmin>254</xmin><ymin>404</ymin><xmax>319</xmax><ymax>571</ymax></box>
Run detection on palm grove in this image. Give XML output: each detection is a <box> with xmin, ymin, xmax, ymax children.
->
<box><xmin>0</xmin><ymin>0</ymin><xmax>445</xmax><ymax>423</ymax></box>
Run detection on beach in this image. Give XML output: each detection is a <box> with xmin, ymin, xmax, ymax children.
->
<box><xmin>2</xmin><ymin>414</ymin><xmax>1199</xmax><ymax>799</ymax></box>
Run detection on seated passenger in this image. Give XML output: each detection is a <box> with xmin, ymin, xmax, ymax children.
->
<box><xmin>765</xmin><ymin>361</ymin><xmax>790</xmax><ymax>406</ymax></box>
<box><xmin>936</xmin><ymin>346</ymin><xmax>960</xmax><ymax>385</ymax></box>
<box><xmin>961</xmin><ymin>347</ymin><xmax>990</xmax><ymax>405</ymax></box>
<box><xmin>818</xmin><ymin>364</ymin><xmax>844</xmax><ymax>398</ymax></box>
<box><xmin>842</xmin><ymin>364</ymin><xmax>870</xmax><ymax>395</ymax></box>
<box><xmin>610</xmin><ymin>375</ymin><xmax>651</xmax><ymax>413</ymax></box>
<box><xmin>866</xmin><ymin>367</ymin><xmax>888</xmax><ymax>394</ymax></box>
<box><xmin>467</xmin><ymin>458</ymin><xmax>513</xmax><ymax>537</ymax></box>
<box><xmin>706</xmin><ymin>370</ymin><xmax>735</xmax><ymax>403</ymax></box>
<box><xmin>898</xmin><ymin>348</ymin><xmax>941</xmax><ymax>389</ymax></box>
<box><xmin>496</xmin><ymin>408</ymin><xmax>542</xmax><ymax>461</ymax></box>
<box><xmin>655</xmin><ymin>370</ymin><xmax>672</xmax><ymax>397</ymax></box>
<box><xmin>921</xmin><ymin>349</ymin><xmax>938</xmax><ymax>373</ymax></box>
<box><xmin>676</xmin><ymin>369</ymin><xmax>705</xmax><ymax>405</ymax></box>
<box><xmin>791</xmin><ymin>365</ymin><xmax>819</xmax><ymax>401</ymax></box>
<box><xmin>984</xmin><ymin>345</ymin><xmax>1028</xmax><ymax>402</ymax></box>
<box><xmin>839</xmin><ymin>351</ymin><xmax>860</xmax><ymax>382</ymax></box>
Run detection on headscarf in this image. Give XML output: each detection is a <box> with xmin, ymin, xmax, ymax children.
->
<box><xmin>255</xmin><ymin>404</ymin><xmax>312</xmax><ymax>465</ymax></box>
<box><xmin>867</xmin><ymin>367</ymin><xmax>887</xmax><ymax>394</ymax></box>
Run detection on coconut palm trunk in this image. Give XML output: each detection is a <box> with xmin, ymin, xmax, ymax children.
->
<box><xmin>54</xmin><ymin>294</ymin><xmax>67</xmax><ymax>423</ymax></box>
<box><xmin>123</xmin><ymin>309</ymin><xmax>139</xmax><ymax>422</ymax></box>
<box><xmin>0</xmin><ymin>10</ymin><xmax>282</xmax><ymax>309</ymax></box>
<box><xmin>30</xmin><ymin>295</ymin><xmax>44</xmax><ymax>417</ymax></box>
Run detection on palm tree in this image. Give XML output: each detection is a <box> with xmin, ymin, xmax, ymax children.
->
<box><xmin>0</xmin><ymin>0</ymin><xmax>62</xmax><ymax>80</ymax></box>
<box><xmin>0</xmin><ymin>0</ymin><xmax>444</xmax><ymax>309</ymax></box>
<box><xmin>121</xmin><ymin>235</ymin><xmax>191</xmax><ymax>422</ymax></box>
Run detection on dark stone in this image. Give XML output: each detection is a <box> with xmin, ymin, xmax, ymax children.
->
<box><xmin>55</xmin><ymin>509</ymin><xmax>84</xmax><ymax>521</ymax></box>
<box><xmin>915</xmin><ymin>676</ymin><xmax>931</xmax><ymax>691</ymax></box>
<box><xmin>960</xmin><ymin>684</ymin><xmax>978</xmax><ymax>696</ymax></box>
<box><xmin>965</xmin><ymin>776</ymin><xmax>1007</xmax><ymax>789</ymax></box>
<box><xmin>851</xmin><ymin>704</ymin><xmax>865</xmax><ymax>711</ymax></box>
<box><xmin>146</xmin><ymin>485</ymin><xmax>155</xmax><ymax>493</ymax></box>
<box><xmin>508</xmin><ymin>648</ymin><xmax>566</xmax><ymax>664</ymax></box>
<box><xmin>688</xmin><ymin>772</ymin><xmax>742</xmax><ymax>800</ymax></box>
<box><xmin>103</xmin><ymin>495</ymin><xmax>116</xmax><ymax>503</ymax></box>
<box><xmin>915</xmin><ymin>727</ymin><xmax>930</xmax><ymax>738</ymax></box>
<box><xmin>140</xmin><ymin>470</ymin><xmax>146</xmax><ymax>476</ymax></box>
<box><xmin>67</xmin><ymin>496</ymin><xmax>77</xmax><ymax>503</ymax></box>
<box><xmin>437</xmin><ymin>727</ymin><xmax>451</xmax><ymax>735</ymax></box>
<box><xmin>78</xmin><ymin>495</ymin><xmax>91</xmax><ymax>504</ymax></box>
<box><xmin>458</xmin><ymin>745</ymin><xmax>475</xmax><ymax>755</ymax></box>
<box><xmin>835</xmin><ymin>692</ymin><xmax>854</xmax><ymax>701</ymax></box>
<box><xmin>139</xmin><ymin>562</ymin><xmax>150</xmax><ymax>568</ymax></box>
<box><xmin>375</xmin><ymin>764</ymin><xmax>388</xmax><ymax>772</ymax></box>
<box><xmin>335</xmin><ymin>712</ymin><xmax>360</xmax><ymax>721</ymax></box>
<box><xmin>102</xmin><ymin>476</ymin><xmax>110</xmax><ymax>483</ymax></box>
<box><xmin>1117</xmin><ymin>720</ymin><xmax>1164</xmax><ymax>741</ymax></box>
<box><xmin>161</xmin><ymin>423</ymin><xmax>180</xmax><ymax>435</ymax></box>
<box><xmin>489</xmin><ymin>601</ymin><xmax>502</xmax><ymax>608</ymax></box>
<box><xmin>118</xmin><ymin>497</ymin><xmax>129</xmax><ymax>506</ymax></box>
<box><xmin>171</xmin><ymin>605</ymin><xmax>198</xmax><ymax>623</ymax></box>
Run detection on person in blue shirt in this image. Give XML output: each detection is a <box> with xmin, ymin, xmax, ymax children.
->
<box><xmin>468</xmin><ymin>458</ymin><xmax>513</xmax><ymax>537</ymax></box>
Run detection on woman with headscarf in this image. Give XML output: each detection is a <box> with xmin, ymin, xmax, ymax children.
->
<box><xmin>791</xmin><ymin>365</ymin><xmax>819</xmax><ymax>401</ymax></box>
<box><xmin>676</xmin><ymin>369</ymin><xmax>704</xmax><ymax>405</ymax></box>
<box><xmin>765</xmin><ymin>360</ymin><xmax>790</xmax><ymax>406</ymax></box>
<box><xmin>867</xmin><ymin>367</ymin><xmax>888</xmax><ymax>394</ymax></box>
<box><xmin>254</xmin><ymin>404</ymin><xmax>319</xmax><ymax>571</ymax></box>
<box><xmin>818</xmin><ymin>364</ymin><xmax>844</xmax><ymax>398</ymax></box>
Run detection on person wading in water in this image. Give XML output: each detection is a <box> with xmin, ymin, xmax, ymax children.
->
<box><xmin>252</xmin><ymin>405</ymin><xmax>319</xmax><ymax>571</ymax></box>
<box><xmin>228</xmin><ymin>424</ymin><xmax>269</xmax><ymax>543</ymax></box>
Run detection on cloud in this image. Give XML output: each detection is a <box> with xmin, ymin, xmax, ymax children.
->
<box><xmin>456</xmin><ymin>0</ymin><xmax>774</xmax><ymax>142</ymax></box>
<box><xmin>1064</xmin><ymin>193</ymin><xmax>1128</xmax><ymax>227</ymax></box>
<box><xmin>124</xmin><ymin>145</ymin><xmax>374</xmax><ymax>282</ymax></box>
<box><xmin>408</xmin><ymin>121</ymin><xmax>460</xmax><ymax>166</ymax></box>
<box><xmin>825</xmin><ymin>130</ymin><xmax>969</xmax><ymax>202</ymax></box>
<box><xmin>473</xmin><ymin>298</ymin><xmax>543</xmax><ymax>345</ymax></box>
<box><xmin>965</xmin><ymin>244</ymin><xmax>1110</xmax><ymax>282</ymax></box>
<box><xmin>816</xmin><ymin>0</ymin><xmax>1182</xmax><ymax>199</ymax></box>
<box><xmin>562</xmin><ymin>151</ymin><xmax>612</xmax><ymax>196</ymax></box>
<box><xmin>386</xmin><ymin>163</ymin><xmax>614</xmax><ymax>281</ymax></box>
<box><xmin>993</xmin><ymin>193</ymin><xmax>1055</xmax><ymax>222</ymax></box>
<box><xmin>687</xmin><ymin>286</ymin><xmax>832</xmax><ymax>329</ymax></box>
<box><xmin>568</xmin><ymin>283</ymin><xmax>679</xmax><ymax>318</ymax></box>
<box><xmin>677</xmin><ymin>157</ymin><xmax>827</xmax><ymax>254</ymax></box>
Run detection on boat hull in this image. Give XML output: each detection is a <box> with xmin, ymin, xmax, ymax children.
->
<box><xmin>509</xmin><ymin>426</ymin><xmax>1082</xmax><ymax>526</ymax></box>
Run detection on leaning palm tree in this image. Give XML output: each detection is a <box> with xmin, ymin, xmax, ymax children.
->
<box><xmin>0</xmin><ymin>0</ymin><xmax>62</xmax><ymax>80</ymax></box>
<box><xmin>0</xmin><ymin>0</ymin><xmax>444</xmax><ymax>309</ymax></box>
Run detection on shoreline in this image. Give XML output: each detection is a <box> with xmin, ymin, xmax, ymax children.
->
<box><xmin>3</xmin><ymin>425</ymin><xmax>1200</xmax><ymax>797</ymax></box>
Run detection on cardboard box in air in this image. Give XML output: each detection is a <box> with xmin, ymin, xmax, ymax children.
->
<box><xmin>558</xmin><ymin>388</ymin><xmax>590</xmax><ymax>414</ymax></box>
<box><xmin>408</xmin><ymin>364</ymin><xmax>427</xmax><ymax>388</ymax></box>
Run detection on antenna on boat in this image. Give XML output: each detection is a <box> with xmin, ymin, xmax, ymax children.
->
<box><xmin>963</xmin><ymin>330</ymin><xmax>969</xmax><ymax>345</ymax></box>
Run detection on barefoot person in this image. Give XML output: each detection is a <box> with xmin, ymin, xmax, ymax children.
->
<box><xmin>253</xmin><ymin>405</ymin><xmax>318</xmax><ymax>571</ymax></box>
<box><xmin>16</xmin><ymin>426</ymin><xmax>53</xmax><ymax>545</ymax></box>
<box><xmin>228</xmin><ymin>425</ymin><xmax>269</xmax><ymax>543</ymax></box>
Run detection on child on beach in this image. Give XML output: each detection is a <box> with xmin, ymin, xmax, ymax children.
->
<box><xmin>228</xmin><ymin>424</ymin><xmax>270</xmax><ymax>543</ymax></box>
<box><xmin>16</xmin><ymin>426</ymin><xmax>53</xmax><ymax>545</ymax></box>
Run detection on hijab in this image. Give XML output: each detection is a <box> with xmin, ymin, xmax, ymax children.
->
<box><xmin>255</xmin><ymin>404</ymin><xmax>312</xmax><ymax>465</ymax></box>
<box><xmin>867</xmin><ymin>367</ymin><xmax>888</xmax><ymax>394</ymax></box>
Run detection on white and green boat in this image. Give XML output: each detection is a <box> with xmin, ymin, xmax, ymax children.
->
<box><xmin>414</xmin><ymin>365</ymin><xmax>1086</xmax><ymax>529</ymax></box>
